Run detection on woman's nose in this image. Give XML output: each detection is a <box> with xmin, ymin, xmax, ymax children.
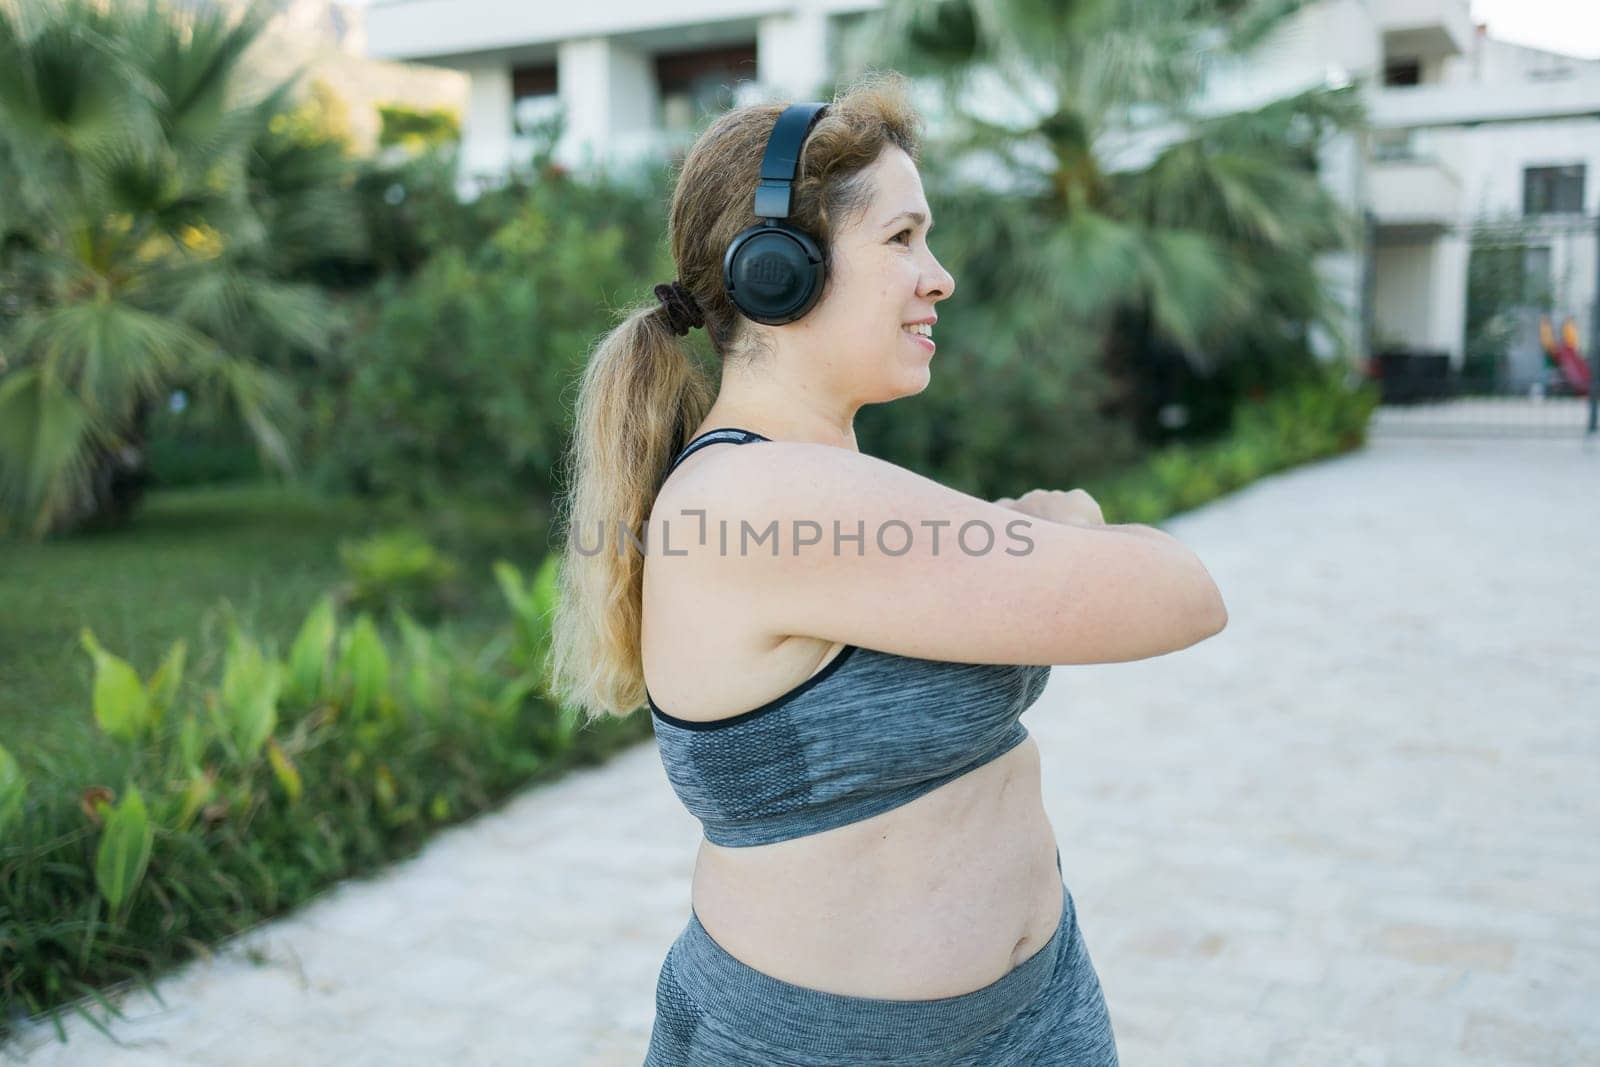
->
<box><xmin>923</xmin><ymin>255</ymin><xmax>955</xmax><ymax>300</ymax></box>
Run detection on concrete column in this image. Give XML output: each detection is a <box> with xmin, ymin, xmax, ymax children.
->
<box><xmin>1432</xmin><ymin>231</ymin><xmax>1471</xmax><ymax>367</ymax></box>
<box><xmin>606</xmin><ymin>41</ymin><xmax>661</xmax><ymax>174</ymax></box>
<box><xmin>757</xmin><ymin>3</ymin><xmax>830</xmax><ymax>100</ymax></box>
<box><xmin>457</xmin><ymin>58</ymin><xmax>514</xmax><ymax>192</ymax></box>
<box><xmin>557</xmin><ymin>38</ymin><xmax>610</xmax><ymax>173</ymax></box>
<box><xmin>557</xmin><ymin>37</ymin><xmax>661</xmax><ymax>177</ymax></box>
<box><xmin>1311</xmin><ymin>130</ymin><xmax>1367</xmax><ymax>364</ymax></box>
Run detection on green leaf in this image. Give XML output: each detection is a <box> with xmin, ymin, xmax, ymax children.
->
<box><xmin>338</xmin><ymin>615</ymin><xmax>391</xmax><ymax>721</ymax></box>
<box><xmin>144</xmin><ymin>639</ymin><xmax>186</xmax><ymax>728</ymax></box>
<box><xmin>169</xmin><ymin>770</ymin><xmax>214</xmax><ymax>833</ymax></box>
<box><xmin>213</xmin><ymin>631</ymin><xmax>281</xmax><ymax>763</ymax></box>
<box><xmin>283</xmin><ymin>595</ymin><xmax>337</xmax><ymax>707</ymax></box>
<box><xmin>0</xmin><ymin>368</ymin><xmax>102</xmax><ymax>539</ymax></box>
<box><xmin>265</xmin><ymin>738</ymin><xmax>302</xmax><ymax>806</ymax></box>
<box><xmin>395</xmin><ymin>609</ymin><xmax>446</xmax><ymax>718</ymax></box>
<box><xmin>95</xmin><ymin>783</ymin><xmax>154</xmax><ymax>914</ymax></box>
<box><xmin>176</xmin><ymin>711</ymin><xmax>205</xmax><ymax>773</ymax></box>
<box><xmin>79</xmin><ymin>628</ymin><xmax>152</xmax><ymax>741</ymax></box>
<box><xmin>0</xmin><ymin>743</ymin><xmax>27</xmax><ymax>838</ymax></box>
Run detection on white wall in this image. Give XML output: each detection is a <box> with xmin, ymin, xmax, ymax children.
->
<box><xmin>1452</xmin><ymin>36</ymin><xmax>1599</xmax><ymax>87</ymax></box>
<box><xmin>458</xmin><ymin>57</ymin><xmax>514</xmax><ymax>186</ymax></box>
<box><xmin>1374</xmin><ymin>241</ymin><xmax>1437</xmax><ymax>349</ymax></box>
<box><xmin>1431</xmin><ymin>233</ymin><xmax>1470</xmax><ymax>360</ymax></box>
<box><xmin>1426</xmin><ymin>117</ymin><xmax>1600</xmax><ymax>218</ymax></box>
<box><xmin>756</xmin><ymin>2</ymin><xmax>830</xmax><ymax>99</ymax></box>
<box><xmin>554</xmin><ymin>37</ymin><xmax>661</xmax><ymax>176</ymax></box>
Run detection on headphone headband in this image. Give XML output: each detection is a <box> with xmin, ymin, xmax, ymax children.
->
<box><xmin>752</xmin><ymin>103</ymin><xmax>829</xmax><ymax>219</ymax></box>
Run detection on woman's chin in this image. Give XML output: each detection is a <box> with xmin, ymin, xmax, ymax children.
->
<box><xmin>897</xmin><ymin>361</ymin><xmax>933</xmax><ymax>396</ymax></box>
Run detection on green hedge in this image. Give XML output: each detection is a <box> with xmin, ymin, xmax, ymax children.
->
<box><xmin>1088</xmin><ymin>363</ymin><xmax>1377</xmax><ymax>524</ymax></box>
<box><xmin>0</xmin><ymin>558</ymin><xmax>648</xmax><ymax>1043</ymax></box>
<box><xmin>311</xmin><ymin>160</ymin><xmax>674</xmax><ymax>510</ymax></box>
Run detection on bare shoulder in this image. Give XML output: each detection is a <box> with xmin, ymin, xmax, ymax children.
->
<box><xmin>653</xmin><ymin>440</ymin><xmax>1227</xmax><ymax>667</ymax></box>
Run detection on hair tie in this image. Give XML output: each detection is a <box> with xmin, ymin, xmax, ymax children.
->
<box><xmin>653</xmin><ymin>280</ymin><xmax>705</xmax><ymax>336</ymax></box>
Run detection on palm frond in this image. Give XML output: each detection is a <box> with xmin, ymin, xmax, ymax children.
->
<box><xmin>9</xmin><ymin>297</ymin><xmax>204</xmax><ymax>418</ymax></box>
<box><xmin>1136</xmin><ymin>227</ymin><xmax>1255</xmax><ymax>366</ymax></box>
<box><xmin>151</xmin><ymin>264</ymin><xmax>333</xmax><ymax>357</ymax></box>
<box><xmin>0</xmin><ymin>364</ymin><xmax>105</xmax><ymax>537</ymax></box>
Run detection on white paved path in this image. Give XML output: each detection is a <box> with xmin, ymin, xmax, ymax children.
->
<box><xmin>6</xmin><ymin>436</ymin><xmax>1599</xmax><ymax>1066</ymax></box>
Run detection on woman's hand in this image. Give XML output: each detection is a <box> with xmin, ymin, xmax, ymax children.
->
<box><xmin>992</xmin><ymin>488</ymin><xmax>1105</xmax><ymax>527</ymax></box>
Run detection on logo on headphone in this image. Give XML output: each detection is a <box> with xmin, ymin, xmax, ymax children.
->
<box><xmin>746</xmin><ymin>253</ymin><xmax>794</xmax><ymax>294</ymax></box>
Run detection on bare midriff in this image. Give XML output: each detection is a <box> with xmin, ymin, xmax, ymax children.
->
<box><xmin>688</xmin><ymin>725</ymin><xmax>1065</xmax><ymax>1000</ymax></box>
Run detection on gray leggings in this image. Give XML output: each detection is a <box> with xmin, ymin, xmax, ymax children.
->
<box><xmin>643</xmin><ymin>852</ymin><xmax>1119</xmax><ymax>1066</ymax></box>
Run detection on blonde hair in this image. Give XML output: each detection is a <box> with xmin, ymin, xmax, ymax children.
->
<box><xmin>546</xmin><ymin>70</ymin><xmax>924</xmax><ymax>721</ymax></box>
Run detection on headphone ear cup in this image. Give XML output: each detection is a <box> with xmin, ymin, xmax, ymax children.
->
<box><xmin>723</xmin><ymin>224</ymin><xmax>826</xmax><ymax>325</ymax></box>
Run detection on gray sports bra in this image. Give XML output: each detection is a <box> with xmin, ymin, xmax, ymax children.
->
<box><xmin>645</xmin><ymin>427</ymin><xmax>1052</xmax><ymax>848</ymax></box>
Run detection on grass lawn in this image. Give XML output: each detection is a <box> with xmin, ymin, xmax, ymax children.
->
<box><xmin>1</xmin><ymin>482</ymin><xmax>549</xmax><ymax>777</ymax></box>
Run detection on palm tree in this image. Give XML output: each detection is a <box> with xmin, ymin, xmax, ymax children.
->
<box><xmin>0</xmin><ymin>0</ymin><xmax>355</xmax><ymax>537</ymax></box>
<box><xmin>843</xmin><ymin>0</ymin><xmax>1364</xmax><ymax>442</ymax></box>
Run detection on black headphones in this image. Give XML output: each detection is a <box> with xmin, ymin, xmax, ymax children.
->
<box><xmin>722</xmin><ymin>103</ymin><xmax>830</xmax><ymax>325</ymax></box>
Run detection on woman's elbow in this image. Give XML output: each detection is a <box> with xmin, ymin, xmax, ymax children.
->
<box><xmin>1196</xmin><ymin>584</ymin><xmax>1228</xmax><ymax>639</ymax></box>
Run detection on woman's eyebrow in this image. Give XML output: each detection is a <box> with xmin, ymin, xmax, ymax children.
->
<box><xmin>882</xmin><ymin>210</ymin><xmax>930</xmax><ymax>229</ymax></box>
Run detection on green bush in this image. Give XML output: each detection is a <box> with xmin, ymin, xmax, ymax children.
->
<box><xmin>1089</xmin><ymin>363</ymin><xmax>1377</xmax><ymax>521</ymax></box>
<box><xmin>378</xmin><ymin>103</ymin><xmax>462</xmax><ymax>151</ymax></box>
<box><xmin>337</xmin><ymin>529</ymin><xmax>465</xmax><ymax>621</ymax></box>
<box><xmin>312</xmin><ymin>164</ymin><xmax>673</xmax><ymax>509</ymax></box>
<box><xmin>0</xmin><ymin>556</ymin><xmax>647</xmax><ymax>1042</ymax></box>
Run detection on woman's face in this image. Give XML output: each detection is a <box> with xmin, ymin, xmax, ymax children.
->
<box><xmin>782</xmin><ymin>144</ymin><xmax>955</xmax><ymax>402</ymax></box>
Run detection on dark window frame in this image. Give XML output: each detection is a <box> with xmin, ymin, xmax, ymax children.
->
<box><xmin>512</xmin><ymin>64</ymin><xmax>557</xmax><ymax>100</ymax></box>
<box><xmin>1523</xmin><ymin>164</ymin><xmax>1587</xmax><ymax>216</ymax></box>
<box><xmin>655</xmin><ymin>43</ymin><xmax>758</xmax><ymax>130</ymax></box>
<box><xmin>654</xmin><ymin>44</ymin><xmax>758</xmax><ymax>96</ymax></box>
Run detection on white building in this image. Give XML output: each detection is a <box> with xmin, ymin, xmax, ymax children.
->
<box><xmin>362</xmin><ymin>0</ymin><xmax>1600</xmax><ymax>372</ymax></box>
<box><xmin>1363</xmin><ymin>21</ymin><xmax>1600</xmax><ymax>382</ymax></box>
<box><xmin>362</xmin><ymin>0</ymin><xmax>874</xmax><ymax>182</ymax></box>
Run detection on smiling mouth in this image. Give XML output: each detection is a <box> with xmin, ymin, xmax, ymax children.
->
<box><xmin>902</xmin><ymin>325</ymin><xmax>935</xmax><ymax>352</ymax></box>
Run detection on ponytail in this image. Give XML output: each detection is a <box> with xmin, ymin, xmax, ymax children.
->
<box><xmin>546</xmin><ymin>301</ymin><xmax>713</xmax><ymax>721</ymax></box>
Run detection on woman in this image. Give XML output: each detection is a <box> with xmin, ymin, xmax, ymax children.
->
<box><xmin>548</xmin><ymin>71</ymin><xmax>1227</xmax><ymax>1066</ymax></box>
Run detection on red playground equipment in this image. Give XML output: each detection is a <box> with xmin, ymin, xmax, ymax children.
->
<box><xmin>1539</xmin><ymin>316</ymin><xmax>1592</xmax><ymax>396</ymax></box>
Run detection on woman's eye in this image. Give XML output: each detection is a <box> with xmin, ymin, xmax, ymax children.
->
<box><xmin>891</xmin><ymin>229</ymin><xmax>912</xmax><ymax>244</ymax></box>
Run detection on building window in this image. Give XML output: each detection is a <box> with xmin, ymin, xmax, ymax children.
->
<box><xmin>1383</xmin><ymin>57</ymin><xmax>1421</xmax><ymax>87</ymax></box>
<box><xmin>512</xmin><ymin>63</ymin><xmax>560</xmax><ymax>137</ymax></box>
<box><xmin>1524</xmin><ymin>165</ymin><xmax>1586</xmax><ymax>215</ymax></box>
<box><xmin>1372</xmin><ymin>129</ymin><xmax>1416</xmax><ymax>163</ymax></box>
<box><xmin>656</xmin><ymin>44</ymin><xmax>758</xmax><ymax>134</ymax></box>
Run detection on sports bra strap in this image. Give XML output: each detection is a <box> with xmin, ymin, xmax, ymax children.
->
<box><xmin>658</xmin><ymin>427</ymin><xmax>771</xmax><ymax>491</ymax></box>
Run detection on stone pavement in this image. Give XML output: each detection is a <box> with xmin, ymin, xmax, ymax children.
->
<box><xmin>6</xmin><ymin>435</ymin><xmax>1598</xmax><ymax>1066</ymax></box>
